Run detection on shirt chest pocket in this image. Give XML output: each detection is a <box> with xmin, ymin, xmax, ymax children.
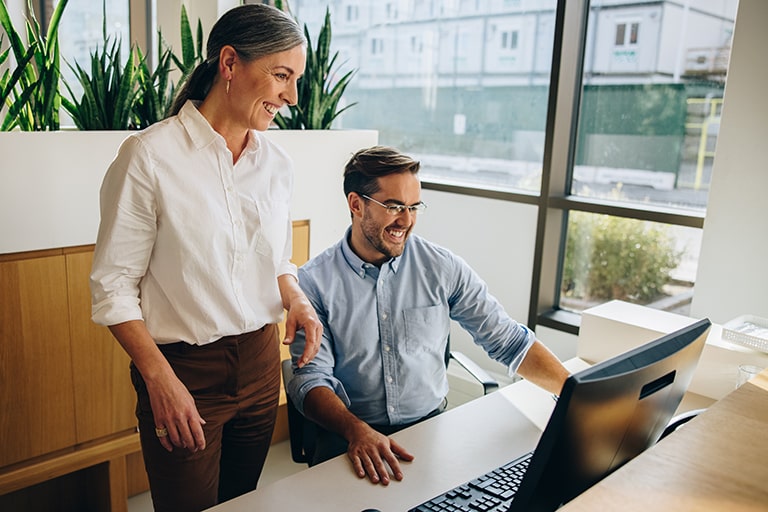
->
<box><xmin>246</xmin><ymin>199</ymin><xmax>290</xmax><ymax>263</ymax></box>
<box><xmin>403</xmin><ymin>304</ymin><xmax>450</xmax><ymax>354</ymax></box>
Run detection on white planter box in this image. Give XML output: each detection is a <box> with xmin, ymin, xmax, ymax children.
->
<box><xmin>0</xmin><ymin>131</ymin><xmax>133</xmax><ymax>254</ymax></box>
<box><xmin>0</xmin><ymin>129</ymin><xmax>378</xmax><ymax>255</ymax></box>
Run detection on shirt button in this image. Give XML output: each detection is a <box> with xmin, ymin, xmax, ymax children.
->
<box><xmin>382</xmin><ymin>312</ymin><xmax>388</xmax><ymax>320</ymax></box>
<box><xmin>389</xmin><ymin>406</ymin><xmax>395</xmax><ymax>412</ymax></box>
<box><xmin>384</xmin><ymin>345</ymin><xmax>391</xmax><ymax>352</ymax></box>
<box><xmin>387</xmin><ymin>376</ymin><xmax>393</xmax><ymax>383</ymax></box>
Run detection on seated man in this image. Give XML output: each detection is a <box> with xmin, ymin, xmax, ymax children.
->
<box><xmin>287</xmin><ymin>146</ymin><xmax>570</xmax><ymax>486</ymax></box>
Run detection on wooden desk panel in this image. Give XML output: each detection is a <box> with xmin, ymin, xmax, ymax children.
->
<box><xmin>67</xmin><ymin>249</ymin><xmax>137</xmax><ymax>444</ymax></box>
<box><xmin>0</xmin><ymin>254</ymin><xmax>77</xmax><ymax>467</ymax></box>
<box><xmin>560</xmin><ymin>369</ymin><xmax>768</xmax><ymax>511</ymax></box>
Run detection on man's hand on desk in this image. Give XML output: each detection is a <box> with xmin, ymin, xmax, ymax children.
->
<box><xmin>346</xmin><ymin>423</ymin><xmax>415</xmax><ymax>485</ymax></box>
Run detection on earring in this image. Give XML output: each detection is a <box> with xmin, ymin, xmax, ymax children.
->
<box><xmin>226</xmin><ymin>79</ymin><xmax>231</xmax><ymax>95</ymax></box>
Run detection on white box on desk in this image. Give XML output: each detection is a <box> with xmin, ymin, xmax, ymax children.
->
<box><xmin>578</xmin><ymin>300</ymin><xmax>694</xmax><ymax>364</ymax></box>
<box><xmin>579</xmin><ymin>300</ymin><xmax>768</xmax><ymax>401</ymax></box>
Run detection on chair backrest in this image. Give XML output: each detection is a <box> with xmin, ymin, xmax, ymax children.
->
<box><xmin>281</xmin><ymin>358</ymin><xmax>317</xmax><ymax>464</ymax></box>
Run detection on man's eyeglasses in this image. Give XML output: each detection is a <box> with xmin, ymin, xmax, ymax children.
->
<box><xmin>362</xmin><ymin>195</ymin><xmax>428</xmax><ymax>215</ymax></box>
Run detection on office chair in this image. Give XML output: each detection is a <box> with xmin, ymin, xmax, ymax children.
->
<box><xmin>281</xmin><ymin>340</ymin><xmax>500</xmax><ymax>464</ymax></box>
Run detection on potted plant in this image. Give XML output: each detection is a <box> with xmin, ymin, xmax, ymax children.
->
<box><xmin>62</xmin><ymin>32</ymin><xmax>140</xmax><ymax>130</ymax></box>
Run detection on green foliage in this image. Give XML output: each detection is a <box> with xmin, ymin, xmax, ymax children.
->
<box><xmin>0</xmin><ymin>33</ymin><xmax>37</xmax><ymax>120</ymax></box>
<box><xmin>274</xmin><ymin>7</ymin><xmax>357</xmax><ymax>130</ymax></box>
<box><xmin>562</xmin><ymin>212</ymin><xmax>682</xmax><ymax>303</ymax></box>
<box><xmin>62</xmin><ymin>35</ymin><xmax>140</xmax><ymax>130</ymax></box>
<box><xmin>0</xmin><ymin>0</ymin><xmax>68</xmax><ymax>130</ymax></box>
<box><xmin>65</xmin><ymin>3</ymin><xmax>201</xmax><ymax>130</ymax></box>
<box><xmin>169</xmin><ymin>4</ymin><xmax>204</xmax><ymax>90</ymax></box>
<box><xmin>133</xmin><ymin>39</ymin><xmax>175</xmax><ymax>128</ymax></box>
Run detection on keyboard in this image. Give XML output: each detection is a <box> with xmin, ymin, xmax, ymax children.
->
<box><xmin>408</xmin><ymin>451</ymin><xmax>533</xmax><ymax>512</ymax></box>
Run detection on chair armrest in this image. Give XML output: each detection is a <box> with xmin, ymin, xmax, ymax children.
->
<box><xmin>658</xmin><ymin>407</ymin><xmax>707</xmax><ymax>441</ymax></box>
<box><xmin>449</xmin><ymin>351</ymin><xmax>499</xmax><ymax>394</ymax></box>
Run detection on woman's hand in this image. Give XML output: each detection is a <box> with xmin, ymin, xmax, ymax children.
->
<box><xmin>145</xmin><ymin>371</ymin><xmax>207</xmax><ymax>452</ymax></box>
<box><xmin>278</xmin><ymin>274</ymin><xmax>323</xmax><ymax>367</ymax></box>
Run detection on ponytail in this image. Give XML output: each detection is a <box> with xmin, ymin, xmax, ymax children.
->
<box><xmin>167</xmin><ymin>60</ymin><xmax>217</xmax><ymax>118</ymax></box>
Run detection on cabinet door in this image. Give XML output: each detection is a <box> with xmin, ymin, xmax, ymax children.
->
<box><xmin>66</xmin><ymin>250</ymin><xmax>136</xmax><ymax>443</ymax></box>
<box><xmin>0</xmin><ymin>255</ymin><xmax>76</xmax><ymax>466</ymax></box>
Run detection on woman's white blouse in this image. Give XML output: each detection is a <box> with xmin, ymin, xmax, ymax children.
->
<box><xmin>90</xmin><ymin>101</ymin><xmax>296</xmax><ymax>345</ymax></box>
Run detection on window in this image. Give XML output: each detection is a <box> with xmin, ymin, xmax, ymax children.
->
<box><xmin>551</xmin><ymin>0</ymin><xmax>738</xmax><ymax>321</ymax></box>
<box><xmin>385</xmin><ymin>2</ymin><xmax>397</xmax><ymax>20</ymax></box>
<box><xmin>289</xmin><ymin>0</ymin><xmax>739</xmax><ymax>333</ymax></box>
<box><xmin>614</xmin><ymin>21</ymin><xmax>639</xmax><ymax>46</ymax></box>
<box><xmin>347</xmin><ymin>4</ymin><xmax>359</xmax><ymax>22</ymax></box>
<box><xmin>371</xmin><ymin>37</ymin><xmax>384</xmax><ymax>55</ymax></box>
<box><xmin>615</xmin><ymin>23</ymin><xmax>626</xmax><ymax>46</ymax></box>
<box><xmin>302</xmin><ymin>0</ymin><xmax>555</xmax><ymax>194</ymax></box>
<box><xmin>411</xmin><ymin>36</ymin><xmax>423</xmax><ymax>54</ymax></box>
<box><xmin>501</xmin><ymin>30</ymin><xmax>519</xmax><ymax>50</ymax></box>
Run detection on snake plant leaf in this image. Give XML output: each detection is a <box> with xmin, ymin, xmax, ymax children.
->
<box><xmin>62</xmin><ymin>34</ymin><xmax>141</xmax><ymax>130</ymax></box>
<box><xmin>1</xmin><ymin>42</ymin><xmax>35</xmax><ymax>108</ymax></box>
<box><xmin>170</xmin><ymin>4</ymin><xmax>204</xmax><ymax>86</ymax></box>
<box><xmin>274</xmin><ymin>7</ymin><xmax>356</xmax><ymax>130</ymax></box>
<box><xmin>1</xmin><ymin>75</ymin><xmax>35</xmax><ymax>130</ymax></box>
<box><xmin>0</xmin><ymin>0</ymin><xmax>69</xmax><ymax>130</ymax></box>
<box><xmin>113</xmin><ymin>46</ymin><xmax>138</xmax><ymax>129</ymax></box>
<box><xmin>180</xmin><ymin>5</ymin><xmax>194</xmax><ymax>68</ymax></box>
<box><xmin>134</xmin><ymin>40</ymin><xmax>175</xmax><ymax>128</ymax></box>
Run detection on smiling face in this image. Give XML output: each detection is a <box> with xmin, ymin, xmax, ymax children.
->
<box><xmin>230</xmin><ymin>44</ymin><xmax>306</xmax><ymax>131</ymax></box>
<box><xmin>349</xmin><ymin>172</ymin><xmax>422</xmax><ymax>266</ymax></box>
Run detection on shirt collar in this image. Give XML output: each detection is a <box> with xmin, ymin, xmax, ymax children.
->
<box><xmin>178</xmin><ymin>100</ymin><xmax>220</xmax><ymax>149</ymax></box>
<box><xmin>177</xmin><ymin>100</ymin><xmax>260</xmax><ymax>155</ymax></box>
<box><xmin>340</xmin><ymin>227</ymin><xmax>401</xmax><ymax>278</ymax></box>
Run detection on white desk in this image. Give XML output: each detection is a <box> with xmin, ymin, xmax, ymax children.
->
<box><xmin>206</xmin><ymin>358</ymin><xmax>718</xmax><ymax>511</ymax></box>
<box><xmin>206</xmin><ymin>360</ymin><xmax>588</xmax><ymax>512</ymax></box>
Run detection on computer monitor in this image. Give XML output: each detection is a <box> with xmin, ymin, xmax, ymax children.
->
<box><xmin>511</xmin><ymin>317</ymin><xmax>711</xmax><ymax>512</ymax></box>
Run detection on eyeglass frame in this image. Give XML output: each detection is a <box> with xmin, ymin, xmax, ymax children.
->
<box><xmin>360</xmin><ymin>194</ymin><xmax>428</xmax><ymax>215</ymax></box>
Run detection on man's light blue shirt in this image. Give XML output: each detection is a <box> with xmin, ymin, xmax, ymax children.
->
<box><xmin>287</xmin><ymin>229</ymin><xmax>535</xmax><ymax>426</ymax></box>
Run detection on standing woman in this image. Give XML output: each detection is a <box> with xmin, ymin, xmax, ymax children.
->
<box><xmin>89</xmin><ymin>4</ymin><xmax>322</xmax><ymax>511</ymax></box>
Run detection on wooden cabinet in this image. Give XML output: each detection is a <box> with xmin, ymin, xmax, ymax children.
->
<box><xmin>0</xmin><ymin>252</ymin><xmax>78</xmax><ymax>466</ymax></box>
<box><xmin>0</xmin><ymin>220</ymin><xmax>310</xmax><ymax>510</ymax></box>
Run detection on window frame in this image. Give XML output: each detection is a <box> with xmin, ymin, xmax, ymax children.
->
<box><xmin>422</xmin><ymin>0</ymin><xmax>708</xmax><ymax>336</ymax></box>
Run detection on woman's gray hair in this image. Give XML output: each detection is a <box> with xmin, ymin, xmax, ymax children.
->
<box><xmin>168</xmin><ymin>3</ymin><xmax>306</xmax><ymax>117</ymax></box>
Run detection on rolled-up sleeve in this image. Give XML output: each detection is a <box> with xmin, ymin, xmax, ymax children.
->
<box><xmin>90</xmin><ymin>136</ymin><xmax>156</xmax><ymax>327</ymax></box>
